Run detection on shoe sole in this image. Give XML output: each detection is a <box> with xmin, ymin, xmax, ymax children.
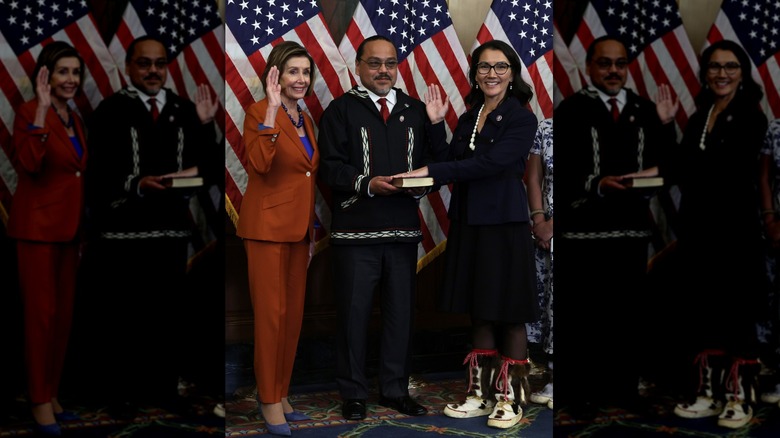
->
<box><xmin>760</xmin><ymin>395</ymin><xmax>780</xmax><ymax>404</ymax></box>
<box><xmin>530</xmin><ymin>394</ymin><xmax>552</xmax><ymax>404</ymax></box>
<box><xmin>673</xmin><ymin>406</ymin><xmax>722</xmax><ymax>419</ymax></box>
<box><xmin>717</xmin><ymin>413</ymin><xmax>752</xmax><ymax>429</ymax></box>
<box><xmin>443</xmin><ymin>405</ymin><xmax>492</xmax><ymax>418</ymax></box>
<box><xmin>487</xmin><ymin>414</ymin><xmax>522</xmax><ymax>429</ymax></box>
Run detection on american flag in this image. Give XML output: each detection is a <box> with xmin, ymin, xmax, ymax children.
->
<box><xmin>107</xmin><ymin>0</ymin><xmax>225</xmax><ymax>260</ymax></box>
<box><xmin>472</xmin><ymin>0</ymin><xmax>554</xmax><ymax>121</ymax></box>
<box><xmin>705</xmin><ymin>0</ymin><xmax>780</xmax><ymax>121</ymax></box>
<box><xmin>224</xmin><ymin>0</ymin><xmax>353</xmax><ymax>251</ymax></box>
<box><xmin>340</xmin><ymin>0</ymin><xmax>471</xmax><ymax>268</ymax></box>
<box><xmin>0</xmin><ymin>0</ymin><xmax>121</xmax><ymax>225</ymax></box>
<box><xmin>568</xmin><ymin>0</ymin><xmax>700</xmax><ymax>134</ymax></box>
<box><xmin>552</xmin><ymin>20</ymin><xmax>583</xmax><ymax>108</ymax></box>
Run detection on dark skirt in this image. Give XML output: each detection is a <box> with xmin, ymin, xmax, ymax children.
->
<box><xmin>437</xmin><ymin>217</ymin><xmax>539</xmax><ymax>324</ymax></box>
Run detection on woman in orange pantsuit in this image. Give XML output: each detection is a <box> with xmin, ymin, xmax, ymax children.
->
<box><xmin>236</xmin><ymin>41</ymin><xmax>319</xmax><ymax>437</ymax></box>
<box><xmin>6</xmin><ymin>41</ymin><xmax>87</xmax><ymax>436</ymax></box>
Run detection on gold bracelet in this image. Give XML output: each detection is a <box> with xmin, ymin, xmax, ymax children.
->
<box><xmin>762</xmin><ymin>210</ymin><xmax>775</xmax><ymax>216</ymax></box>
<box><xmin>530</xmin><ymin>209</ymin><xmax>545</xmax><ymax>217</ymax></box>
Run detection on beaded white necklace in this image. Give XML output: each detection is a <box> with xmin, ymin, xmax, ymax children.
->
<box><xmin>469</xmin><ymin>104</ymin><xmax>485</xmax><ymax>151</ymax></box>
<box><xmin>699</xmin><ymin>104</ymin><xmax>715</xmax><ymax>151</ymax></box>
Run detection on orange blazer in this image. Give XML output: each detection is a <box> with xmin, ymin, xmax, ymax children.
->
<box><xmin>7</xmin><ymin>99</ymin><xmax>88</xmax><ymax>242</ymax></box>
<box><xmin>236</xmin><ymin>98</ymin><xmax>319</xmax><ymax>243</ymax></box>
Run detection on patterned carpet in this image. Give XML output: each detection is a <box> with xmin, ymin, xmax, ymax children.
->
<box><xmin>0</xmin><ymin>395</ymin><xmax>225</xmax><ymax>437</ymax></box>
<box><xmin>554</xmin><ymin>393</ymin><xmax>780</xmax><ymax>437</ymax></box>
<box><xmin>225</xmin><ymin>376</ymin><xmax>553</xmax><ymax>437</ymax></box>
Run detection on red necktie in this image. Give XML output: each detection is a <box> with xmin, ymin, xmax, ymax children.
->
<box><xmin>609</xmin><ymin>97</ymin><xmax>619</xmax><ymax>122</ymax></box>
<box><xmin>378</xmin><ymin>97</ymin><xmax>389</xmax><ymax>123</ymax></box>
<box><xmin>149</xmin><ymin>97</ymin><xmax>159</xmax><ymax>122</ymax></box>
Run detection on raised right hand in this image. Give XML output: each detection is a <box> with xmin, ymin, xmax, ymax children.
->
<box><xmin>266</xmin><ymin>66</ymin><xmax>282</xmax><ymax>109</ymax></box>
<box><xmin>36</xmin><ymin>67</ymin><xmax>51</xmax><ymax>109</ymax></box>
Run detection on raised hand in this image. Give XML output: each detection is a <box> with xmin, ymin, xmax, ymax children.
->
<box><xmin>36</xmin><ymin>67</ymin><xmax>51</xmax><ymax>109</ymax></box>
<box><xmin>655</xmin><ymin>83</ymin><xmax>679</xmax><ymax>124</ymax></box>
<box><xmin>424</xmin><ymin>84</ymin><xmax>449</xmax><ymax>124</ymax></box>
<box><xmin>195</xmin><ymin>84</ymin><xmax>218</xmax><ymax>124</ymax></box>
<box><xmin>265</xmin><ymin>66</ymin><xmax>282</xmax><ymax>109</ymax></box>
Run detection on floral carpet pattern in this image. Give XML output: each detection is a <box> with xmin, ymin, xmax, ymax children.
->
<box><xmin>225</xmin><ymin>377</ymin><xmax>553</xmax><ymax>437</ymax></box>
<box><xmin>554</xmin><ymin>397</ymin><xmax>780</xmax><ymax>437</ymax></box>
<box><xmin>0</xmin><ymin>395</ymin><xmax>224</xmax><ymax>437</ymax></box>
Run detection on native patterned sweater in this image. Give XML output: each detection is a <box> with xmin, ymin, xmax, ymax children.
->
<box><xmin>318</xmin><ymin>86</ymin><xmax>447</xmax><ymax>244</ymax></box>
<box><xmin>86</xmin><ymin>87</ymin><xmax>217</xmax><ymax>240</ymax></box>
<box><xmin>555</xmin><ymin>87</ymin><xmax>675</xmax><ymax>240</ymax></box>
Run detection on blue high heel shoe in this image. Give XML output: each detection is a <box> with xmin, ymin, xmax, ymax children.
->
<box><xmin>284</xmin><ymin>411</ymin><xmax>310</xmax><ymax>422</ymax></box>
<box><xmin>33</xmin><ymin>422</ymin><xmax>62</xmax><ymax>436</ymax></box>
<box><xmin>264</xmin><ymin>421</ymin><xmax>292</xmax><ymax>437</ymax></box>
<box><xmin>54</xmin><ymin>411</ymin><xmax>79</xmax><ymax>422</ymax></box>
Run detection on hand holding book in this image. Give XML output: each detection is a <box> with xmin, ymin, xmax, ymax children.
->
<box><xmin>391</xmin><ymin>167</ymin><xmax>432</xmax><ymax>193</ymax></box>
<box><xmin>619</xmin><ymin>166</ymin><xmax>663</xmax><ymax>189</ymax></box>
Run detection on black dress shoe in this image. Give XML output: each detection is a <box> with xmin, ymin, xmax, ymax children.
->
<box><xmin>378</xmin><ymin>395</ymin><xmax>427</xmax><ymax>416</ymax></box>
<box><xmin>342</xmin><ymin>399</ymin><xmax>366</xmax><ymax>421</ymax></box>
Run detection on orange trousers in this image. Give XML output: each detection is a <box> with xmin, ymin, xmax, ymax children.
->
<box><xmin>17</xmin><ymin>241</ymin><xmax>78</xmax><ymax>404</ymax></box>
<box><xmin>244</xmin><ymin>239</ymin><xmax>308</xmax><ymax>403</ymax></box>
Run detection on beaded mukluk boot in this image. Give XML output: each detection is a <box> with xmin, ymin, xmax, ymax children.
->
<box><xmin>717</xmin><ymin>358</ymin><xmax>760</xmax><ymax>429</ymax></box>
<box><xmin>674</xmin><ymin>350</ymin><xmax>726</xmax><ymax>418</ymax></box>
<box><xmin>486</xmin><ymin>356</ymin><xmax>530</xmax><ymax>429</ymax></box>
<box><xmin>443</xmin><ymin>349</ymin><xmax>499</xmax><ymax>418</ymax></box>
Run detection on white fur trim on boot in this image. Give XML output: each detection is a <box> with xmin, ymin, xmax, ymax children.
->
<box><xmin>717</xmin><ymin>400</ymin><xmax>753</xmax><ymax>429</ymax></box>
<box><xmin>674</xmin><ymin>396</ymin><xmax>724</xmax><ymax>418</ymax></box>
<box><xmin>443</xmin><ymin>396</ymin><xmax>495</xmax><ymax>418</ymax></box>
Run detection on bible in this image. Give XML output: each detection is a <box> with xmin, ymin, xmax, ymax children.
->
<box><xmin>625</xmin><ymin>176</ymin><xmax>664</xmax><ymax>188</ymax></box>
<box><xmin>162</xmin><ymin>176</ymin><xmax>204</xmax><ymax>188</ymax></box>
<box><xmin>392</xmin><ymin>177</ymin><xmax>434</xmax><ymax>188</ymax></box>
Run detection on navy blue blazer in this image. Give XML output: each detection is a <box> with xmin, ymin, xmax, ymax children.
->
<box><xmin>427</xmin><ymin>97</ymin><xmax>537</xmax><ymax>225</ymax></box>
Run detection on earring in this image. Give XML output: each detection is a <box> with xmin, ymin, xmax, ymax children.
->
<box><xmin>739</xmin><ymin>82</ymin><xmax>743</xmax><ymax>90</ymax></box>
<box><xmin>509</xmin><ymin>82</ymin><xmax>513</xmax><ymax>91</ymax></box>
<box><xmin>475</xmin><ymin>83</ymin><xmax>479</xmax><ymax>89</ymax></box>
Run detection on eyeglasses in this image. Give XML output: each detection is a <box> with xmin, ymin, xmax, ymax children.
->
<box><xmin>706</xmin><ymin>62</ymin><xmax>740</xmax><ymax>75</ymax></box>
<box><xmin>476</xmin><ymin>62</ymin><xmax>510</xmax><ymax>75</ymax></box>
<box><xmin>593</xmin><ymin>58</ymin><xmax>629</xmax><ymax>70</ymax></box>
<box><xmin>359</xmin><ymin>58</ymin><xmax>398</xmax><ymax>70</ymax></box>
<box><xmin>133</xmin><ymin>58</ymin><xmax>168</xmax><ymax>70</ymax></box>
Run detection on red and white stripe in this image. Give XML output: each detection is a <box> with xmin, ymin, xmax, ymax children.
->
<box><xmin>552</xmin><ymin>21</ymin><xmax>584</xmax><ymax>107</ymax></box>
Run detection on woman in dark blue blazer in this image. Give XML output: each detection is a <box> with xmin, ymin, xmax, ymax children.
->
<box><xmin>400</xmin><ymin>39</ymin><xmax>539</xmax><ymax>430</ymax></box>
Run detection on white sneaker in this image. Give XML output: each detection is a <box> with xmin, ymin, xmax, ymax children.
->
<box><xmin>546</xmin><ymin>398</ymin><xmax>553</xmax><ymax>409</ymax></box>
<box><xmin>760</xmin><ymin>383</ymin><xmax>780</xmax><ymax>404</ymax></box>
<box><xmin>717</xmin><ymin>400</ymin><xmax>752</xmax><ymax>429</ymax></box>
<box><xmin>443</xmin><ymin>396</ymin><xmax>494</xmax><ymax>418</ymax></box>
<box><xmin>674</xmin><ymin>396</ymin><xmax>724</xmax><ymax>419</ymax></box>
<box><xmin>529</xmin><ymin>383</ymin><xmax>553</xmax><ymax>405</ymax></box>
<box><xmin>213</xmin><ymin>403</ymin><xmax>225</xmax><ymax>418</ymax></box>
